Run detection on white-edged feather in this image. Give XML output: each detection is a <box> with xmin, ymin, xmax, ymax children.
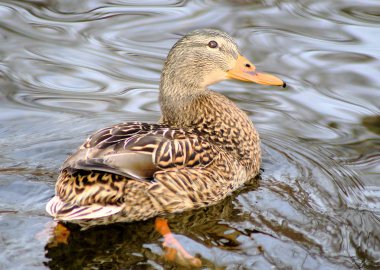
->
<box><xmin>46</xmin><ymin>196</ymin><xmax>123</xmax><ymax>220</ymax></box>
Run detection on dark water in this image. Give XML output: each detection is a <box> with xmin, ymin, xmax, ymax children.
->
<box><xmin>1</xmin><ymin>0</ymin><xmax>379</xmax><ymax>269</ymax></box>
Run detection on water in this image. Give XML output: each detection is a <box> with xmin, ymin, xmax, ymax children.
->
<box><xmin>1</xmin><ymin>0</ymin><xmax>379</xmax><ymax>269</ymax></box>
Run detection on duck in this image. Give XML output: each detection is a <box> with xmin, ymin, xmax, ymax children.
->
<box><xmin>46</xmin><ymin>28</ymin><xmax>284</xmax><ymax>266</ymax></box>
<box><xmin>47</xmin><ymin>28</ymin><xmax>284</xmax><ymax>224</ymax></box>
<box><xmin>46</xmin><ymin>29</ymin><xmax>284</xmax><ymax>258</ymax></box>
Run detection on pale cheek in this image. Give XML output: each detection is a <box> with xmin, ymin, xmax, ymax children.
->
<box><xmin>202</xmin><ymin>69</ymin><xmax>228</xmax><ymax>87</ymax></box>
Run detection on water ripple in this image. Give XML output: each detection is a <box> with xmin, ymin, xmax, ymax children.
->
<box><xmin>0</xmin><ymin>0</ymin><xmax>379</xmax><ymax>269</ymax></box>
<box><xmin>297</xmin><ymin>0</ymin><xmax>380</xmax><ymax>26</ymax></box>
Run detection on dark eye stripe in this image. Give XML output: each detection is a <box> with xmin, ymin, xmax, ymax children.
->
<box><xmin>188</xmin><ymin>41</ymin><xmax>238</xmax><ymax>59</ymax></box>
<box><xmin>208</xmin><ymin>40</ymin><xmax>218</xmax><ymax>48</ymax></box>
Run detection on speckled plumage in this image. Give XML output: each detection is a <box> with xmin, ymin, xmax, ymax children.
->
<box><xmin>46</xmin><ymin>29</ymin><xmax>281</xmax><ymax>227</ymax></box>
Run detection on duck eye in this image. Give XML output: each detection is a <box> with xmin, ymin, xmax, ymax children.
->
<box><xmin>208</xmin><ymin>40</ymin><xmax>218</xmax><ymax>49</ymax></box>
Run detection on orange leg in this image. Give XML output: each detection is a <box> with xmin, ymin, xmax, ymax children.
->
<box><xmin>49</xmin><ymin>222</ymin><xmax>71</xmax><ymax>247</ymax></box>
<box><xmin>36</xmin><ymin>221</ymin><xmax>71</xmax><ymax>248</ymax></box>
<box><xmin>155</xmin><ymin>218</ymin><xmax>201</xmax><ymax>267</ymax></box>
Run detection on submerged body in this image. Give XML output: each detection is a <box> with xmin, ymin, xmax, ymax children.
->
<box><xmin>46</xmin><ymin>29</ymin><xmax>283</xmax><ymax>227</ymax></box>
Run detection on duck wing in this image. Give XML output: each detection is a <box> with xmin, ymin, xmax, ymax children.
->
<box><xmin>47</xmin><ymin>122</ymin><xmax>221</xmax><ymax>222</ymax></box>
<box><xmin>62</xmin><ymin>122</ymin><xmax>216</xmax><ymax>181</ymax></box>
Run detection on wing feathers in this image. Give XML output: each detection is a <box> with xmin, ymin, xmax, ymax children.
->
<box><xmin>63</xmin><ymin>123</ymin><xmax>216</xmax><ymax>182</ymax></box>
<box><xmin>49</xmin><ymin>122</ymin><xmax>220</xmax><ymax>223</ymax></box>
<box><xmin>46</xmin><ymin>195</ymin><xmax>123</xmax><ymax>220</ymax></box>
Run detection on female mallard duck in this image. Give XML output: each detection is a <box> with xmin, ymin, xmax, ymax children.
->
<box><xmin>47</xmin><ymin>29</ymin><xmax>284</xmax><ymax>226</ymax></box>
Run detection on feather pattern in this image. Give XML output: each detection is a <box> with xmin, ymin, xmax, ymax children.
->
<box><xmin>46</xmin><ymin>29</ymin><xmax>267</xmax><ymax>227</ymax></box>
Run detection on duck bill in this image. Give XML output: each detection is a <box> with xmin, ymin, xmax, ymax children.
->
<box><xmin>227</xmin><ymin>55</ymin><xmax>285</xmax><ymax>87</ymax></box>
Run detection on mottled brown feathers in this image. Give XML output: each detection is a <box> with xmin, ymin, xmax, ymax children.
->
<box><xmin>46</xmin><ymin>29</ymin><xmax>262</xmax><ymax>227</ymax></box>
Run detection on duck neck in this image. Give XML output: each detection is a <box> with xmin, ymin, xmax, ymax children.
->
<box><xmin>159</xmin><ymin>87</ymin><xmax>205</xmax><ymax>127</ymax></box>
<box><xmin>159</xmin><ymin>67</ymin><xmax>207</xmax><ymax>126</ymax></box>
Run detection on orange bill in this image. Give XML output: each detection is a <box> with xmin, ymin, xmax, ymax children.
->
<box><xmin>227</xmin><ymin>54</ymin><xmax>286</xmax><ymax>87</ymax></box>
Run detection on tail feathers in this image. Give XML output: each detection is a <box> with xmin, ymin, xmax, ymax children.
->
<box><xmin>46</xmin><ymin>196</ymin><xmax>123</xmax><ymax>221</ymax></box>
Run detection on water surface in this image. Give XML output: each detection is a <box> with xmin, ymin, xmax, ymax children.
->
<box><xmin>1</xmin><ymin>0</ymin><xmax>379</xmax><ymax>269</ymax></box>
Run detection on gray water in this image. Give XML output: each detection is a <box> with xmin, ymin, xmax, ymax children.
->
<box><xmin>0</xmin><ymin>0</ymin><xmax>379</xmax><ymax>269</ymax></box>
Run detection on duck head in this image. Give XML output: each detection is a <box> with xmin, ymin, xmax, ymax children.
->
<box><xmin>160</xmin><ymin>29</ymin><xmax>285</xmax><ymax>97</ymax></box>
